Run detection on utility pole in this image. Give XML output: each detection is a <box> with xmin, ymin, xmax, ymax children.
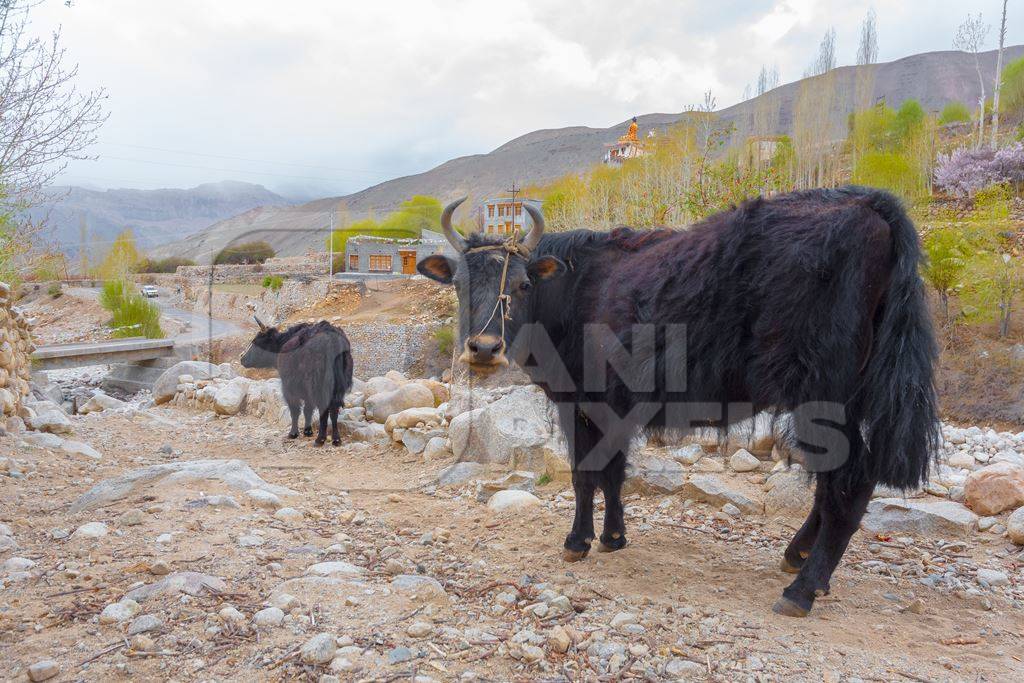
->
<box><xmin>991</xmin><ymin>0</ymin><xmax>1008</xmax><ymax>148</ymax></box>
<box><xmin>505</xmin><ymin>181</ymin><xmax>520</xmax><ymax>239</ymax></box>
<box><xmin>328</xmin><ymin>210</ymin><xmax>335</xmax><ymax>278</ymax></box>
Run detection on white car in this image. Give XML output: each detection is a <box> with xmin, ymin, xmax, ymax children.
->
<box><xmin>141</xmin><ymin>285</ymin><xmax>159</xmax><ymax>298</ymax></box>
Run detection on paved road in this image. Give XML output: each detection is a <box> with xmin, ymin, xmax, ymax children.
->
<box><xmin>68</xmin><ymin>286</ymin><xmax>243</xmax><ymax>346</ymax></box>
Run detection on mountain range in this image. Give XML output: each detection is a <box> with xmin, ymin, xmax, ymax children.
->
<box><xmin>29</xmin><ymin>181</ymin><xmax>294</xmax><ymax>260</ymax></box>
<box><xmin>90</xmin><ymin>45</ymin><xmax>1024</xmax><ymax>263</ymax></box>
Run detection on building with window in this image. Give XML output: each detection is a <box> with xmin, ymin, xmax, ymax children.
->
<box><xmin>481</xmin><ymin>197</ymin><xmax>538</xmax><ymax>237</ymax></box>
<box><xmin>342</xmin><ymin>230</ymin><xmax>452</xmax><ymax>277</ymax></box>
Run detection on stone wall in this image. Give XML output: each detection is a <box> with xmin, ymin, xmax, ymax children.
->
<box><xmin>345</xmin><ymin>322</ymin><xmax>441</xmax><ymax>379</ymax></box>
<box><xmin>175</xmin><ymin>257</ymin><xmax>330</xmax><ymax>284</ymax></box>
<box><xmin>0</xmin><ymin>281</ymin><xmax>34</xmax><ymax>421</ymax></box>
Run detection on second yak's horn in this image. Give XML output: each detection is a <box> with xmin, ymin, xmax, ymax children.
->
<box><xmin>522</xmin><ymin>202</ymin><xmax>545</xmax><ymax>251</ymax></box>
<box><xmin>254</xmin><ymin>316</ymin><xmax>267</xmax><ymax>331</ymax></box>
<box><xmin>440</xmin><ymin>197</ymin><xmax>468</xmax><ymax>253</ymax></box>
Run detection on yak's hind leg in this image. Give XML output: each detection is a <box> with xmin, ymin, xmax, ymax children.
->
<box><xmin>314</xmin><ymin>407</ymin><xmax>329</xmax><ymax>446</ymax></box>
<box><xmin>302</xmin><ymin>404</ymin><xmax>314</xmax><ymax>437</ymax></box>
<box><xmin>287</xmin><ymin>403</ymin><xmax>300</xmax><ymax>439</ymax></box>
<box><xmin>330</xmin><ymin>405</ymin><xmax>341</xmax><ymax>446</ymax></box>
<box><xmin>781</xmin><ymin>485</ymin><xmax>824</xmax><ymax>573</ymax></box>
<box><xmin>773</xmin><ymin>426</ymin><xmax>874</xmax><ymax>616</ymax></box>
<box><xmin>597</xmin><ymin>452</ymin><xmax>628</xmax><ymax>553</ymax></box>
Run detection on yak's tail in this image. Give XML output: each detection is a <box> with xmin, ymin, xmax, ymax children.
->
<box><xmin>332</xmin><ymin>348</ymin><xmax>353</xmax><ymax>407</ymax></box>
<box><xmin>854</xmin><ymin>187</ymin><xmax>941</xmax><ymax>489</ymax></box>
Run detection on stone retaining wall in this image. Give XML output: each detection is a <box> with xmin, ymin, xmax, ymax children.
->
<box><xmin>0</xmin><ymin>281</ymin><xmax>34</xmax><ymax>421</ymax></box>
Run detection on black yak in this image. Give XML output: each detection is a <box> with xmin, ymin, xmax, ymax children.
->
<box><xmin>417</xmin><ymin>187</ymin><xmax>939</xmax><ymax>617</ymax></box>
<box><xmin>239</xmin><ymin>319</ymin><xmax>354</xmax><ymax>446</ymax></box>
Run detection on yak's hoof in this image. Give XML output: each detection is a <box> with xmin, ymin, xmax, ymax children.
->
<box><xmin>303</xmin><ymin>427</ymin><xmax>313</xmax><ymax>437</ymax></box>
<box><xmin>314</xmin><ymin>438</ymin><xmax>326</xmax><ymax>447</ymax></box>
<box><xmin>597</xmin><ymin>533</ymin><xmax>627</xmax><ymax>553</ymax></box>
<box><xmin>780</xmin><ymin>557</ymin><xmax>802</xmax><ymax>574</ymax></box>
<box><xmin>771</xmin><ymin>596</ymin><xmax>810</xmax><ymax>618</ymax></box>
<box><xmin>287</xmin><ymin>432</ymin><xmax>299</xmax><ymax>439</ymax></box>
<box><xmin>332</xmin><ymin>438</ymin><xmax>341</xmax><ymax>446</ymax></box>
<box><xmin>563</xmin><ymin>547</ymin><xmax>590</xmax><ymax>562</ymax></box>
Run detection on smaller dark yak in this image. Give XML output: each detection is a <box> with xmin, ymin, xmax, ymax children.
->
<box><xmin>418</xmin><ymin>187</ymin><xmax>940</xmax><ymax>617</ymax></box>
<box><xmin>240</xmin><ymin>319</ymin><xmax>353</xmax><ymax>446</ymax></box>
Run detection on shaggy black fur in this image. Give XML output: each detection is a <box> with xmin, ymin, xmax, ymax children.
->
<box><xmin>420</xmin><ymin>186</ymin><xmax>940</xmax><ymax>617</ymax></box>
<box><xmin>240</xmin><ymin>320</ymin><xmax>354</xmax><ymax>446</ymax></box>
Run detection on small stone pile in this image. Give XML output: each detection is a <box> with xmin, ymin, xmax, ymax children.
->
<box><xmin>0</xmin><ymin>281</ymin><xmax>34</xmax><ymax>424</ymax></box>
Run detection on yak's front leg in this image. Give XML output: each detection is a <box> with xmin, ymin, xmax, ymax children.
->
<box><xmin>597</xmin><ymin>452</ymin><xmax>628</xmax><ymax>552</ymax></box>
<box><xmin>563</xmin><ymin>409</ymin><xmax>603</xmax><ymax>561</ymax></box>
<box><xmin>564</xmin><ymin>470</ymin><xmax>597</xmax><ymax>561</ymax></box>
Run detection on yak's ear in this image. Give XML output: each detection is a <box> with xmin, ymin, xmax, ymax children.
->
<box><xmin>417</xmin><ymin>255</ymin><xmax>456</xmax><ymax>284</ymax></box>
<box><xmin>528</xmin><ymin>255</ymin><xmax>566</xmax><ymax>281</ymax></box>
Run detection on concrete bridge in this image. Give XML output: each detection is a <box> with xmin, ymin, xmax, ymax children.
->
<box><xmin>31</xmin><ymin>338</ymin><xmax>183</xmax><ymax>393</ymax></box>
<box><xmin>31</xmin><ymin>337</ymin><xmax>177</xmax><ymax>371</ymax></box>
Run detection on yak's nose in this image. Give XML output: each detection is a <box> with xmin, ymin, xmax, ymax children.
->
<box><xmin>465</xmin><ymin>334</ymin><xmax>505</xmax><ymax>364</ymax></box>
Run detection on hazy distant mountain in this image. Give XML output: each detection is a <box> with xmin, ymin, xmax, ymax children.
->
<box><xmin>29</xmin><ymin>180</ymin><xmax>295</xmax><ymax>258</ymax></box>
<box><xmin>156</xmin><ymin>45</ymin><xmax>1023</xmax><ymax>263</ymax></box>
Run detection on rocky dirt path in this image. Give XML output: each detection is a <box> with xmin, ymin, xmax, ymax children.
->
<box><xmin>2</xmin><ymin>405</ymin><xmax>1023</xmax><ymax>682</ymax></box>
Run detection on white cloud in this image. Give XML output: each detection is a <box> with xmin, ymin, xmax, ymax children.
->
<box><xmin>27</xmin><ymin>0</ymin><xmax>1020</xmax><ymax>197</ymax></box>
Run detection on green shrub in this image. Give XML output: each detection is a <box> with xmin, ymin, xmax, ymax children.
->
<box><xmin>433</xmin><ymin>325</ymin><xmax>455</xmax><ymax>357</ymax></box>
<box><xmin>938</xmin><ymin>101</ymin><xmax>971</xmax><ymax>125</ymax></box>
<box><xmin>47</xmin><ymin>283</ymin><xmax>62</xmax><ymax>298</ymax></box>
<box><xmin>851</xmin><ymin>151</ymin><xmax>926</xmax><ymax>200</ymax></box>
<box><xmin>99</xmin><ymin>279</ymin><xmax>163</xmax><ymax>339</ymax></box>
<box><xmin>921</xmin><ymin>227</ymin><xmax>972</xmax><ymax>321</ymax></box>
<box><xmin>262</xmin><ymin>275</ymin><xmax>284</xmax><ymax>291</ymax></box>
<box><xmin>136</xmin><ymin>256</ymin><xmax>196</xmax><ymax>273</ymax></box>
<box><xmin>213</xmin><ymin>241</ymin><xmax>275</xmax><ymax>265</ymax></box>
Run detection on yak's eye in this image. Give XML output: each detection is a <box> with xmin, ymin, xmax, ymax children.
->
<box><xmin>519</xmin><ymin>281</ymin><xmax>532</xmax><ymax>292</ymax></box>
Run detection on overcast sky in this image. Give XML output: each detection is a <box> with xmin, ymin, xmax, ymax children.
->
<box><xmin>31</xmin><ymin>0</ymin><xmax>1021</xmax><ymax>199</ymax></box>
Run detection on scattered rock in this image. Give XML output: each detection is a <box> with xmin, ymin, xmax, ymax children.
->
<box><xmin>671</xmin><ymin>443</ymin><xmax>705</xmax><ymax>466</ymax></box>
<box><xmin>305</xmin><ymin>561</ymin><xmax>366</xmax><ymax>577</ymax></box>
<box><xmin>153</xmin><ymin>361</ymin><xmax>223</xmax><ymax>404</ymax></box>
<box><xmin>548</xmin><ymin>625</ymin><xmax>572</xmax><ymax>653</ymax></box>
<box><xmin>99</xmin><ymin>598</ymin><xmax>140</xmax><ymax>624</ymax></box>
<box><xmin>70</xmin><ymin>460</ymin><xmax>294</xmax><ymax>513</ymax></box>
<box><xmin>274</xmin><ymin>507</ymin><xmax>304</xmax><ymax>524</ymax></box>
<box><xmin>407</xmin><ymin>620</ymin><xmax>433</xmax><ymax>638</ymax></box>
<box><xmin>438</xmin><ymin>462</ymin><xmax>484</xmax><ymax>486</ymax></box>
<box><xmin>977</xmin><ymin>568</ymin><xmax>1010</xmax><ymax>587</ymax></box>
<box><xmin>487</xmin><ymin>489</ymin><xmax>541</xmax><ymax>512</ymax></box>
<box><xmin>365</xmin><ymin>383</ymin><xmax>435</xmax><ymax>423</ymax></box>
<box><xmin>125</xmin><ymin>572</ymin><xmax>227</xmax><ymax>601</ymax></box>
<box><xmin>763</xmin><ymin>469</ymin><xmax>812</xmax><ymax>515</ymax></box>
<box><xmin>253</xmin><ymin>606</ymin><xmax>285</xmax><ymax>627</ymax></box>
<box><xmin>79</xmin><ymin>390</ymin><xmax>129</xmax><ymax>414</ymax></box>
<box><xmin>680</xmin><ymin>475</ymin><xmax>762</xmax><ymax>514</ymax></box>
<box><xmin>27</xmin><ymin>660</ymin><xmax>59</xmax><ymax>682</ymax></box>
<box><xmin>71</xmin><ymin>521</ymin><xmax>108</xmax><ymax>540</ymax></box>
<box><xmin>213</xmin><ymin>377</ymin><xmax>250</xmax><ymax>416</ymax></box>
<box><xmin>118</xmin><ymin>509</ymin><xmax>146</xmax><ymax>527</ymax></box>
<box><xmin>25</xmin><ymin>402</ymin><xmax>73</xmax><ymax>434</ymax></box>
<box><xmin>128</xmin><ymin>614</ymin><xmax>163</xmax><ymax>635</ymax></box>
<box><xmin>624</xmin><ymin>455</ymin><xmax>685</xmax><ymax>495</ymax></box>
<box><xmin>964</xmin><ymin>462</ymin><xmax>1024</xmax><ymax>515</ymax></box>
<box><xmin>1007</xmin><ymin>507</ymin><xmax>1024</xmax><ymax>545</ymax></box>
<box><xmin>245</xmin><ymin>488</ymin><xmax>284</xmax><ymax>511</ymax></box>
<box><xmin>388</xmin><ymin>646</ymin><xmax>414</xmax><ymax>664</ymax></box>
<box><xmin>862</xmin><ymin>498</ymin><xmax>978</xmax><ymax>537</ymax></box>
<box><xmin>301</xmin><ymin>632</ymin><xmax>338</xmax><ymax>665</ymax></box>
<box><xmin>729</xmin><ymin>448</ymin><xmax>761</xmax><ymax>472</ymax></box>
<box><xmin>60</xmin><ymin>439</ymin><xmax>103</xmax><ymax>460</ymax></box>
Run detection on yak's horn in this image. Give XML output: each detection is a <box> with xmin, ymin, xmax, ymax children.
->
<box><xmin>254</xmin><ymin>316</ymin><xmax>267</xmax><ymax>331</ymax></box>
<box><xmin>522</xmin><ymin>202</ymin><xmax>545</xmax><ymax>251</ymax></box>
<box><xmin>441</xmin><ymin>197</ymin><xmax>468</xmax><ymax>253</ymax></box>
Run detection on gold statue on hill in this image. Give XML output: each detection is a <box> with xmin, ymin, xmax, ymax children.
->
<box><xmin>618</xmin><ymin>116</ymin><xmax>639</xmax><ymax>143</ymax></box>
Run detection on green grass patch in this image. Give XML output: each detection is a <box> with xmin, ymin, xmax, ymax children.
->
<box><xmin>100</xmin><ymin>279</ymin><xmax>163</xmax><ymax>339</ymax></box>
